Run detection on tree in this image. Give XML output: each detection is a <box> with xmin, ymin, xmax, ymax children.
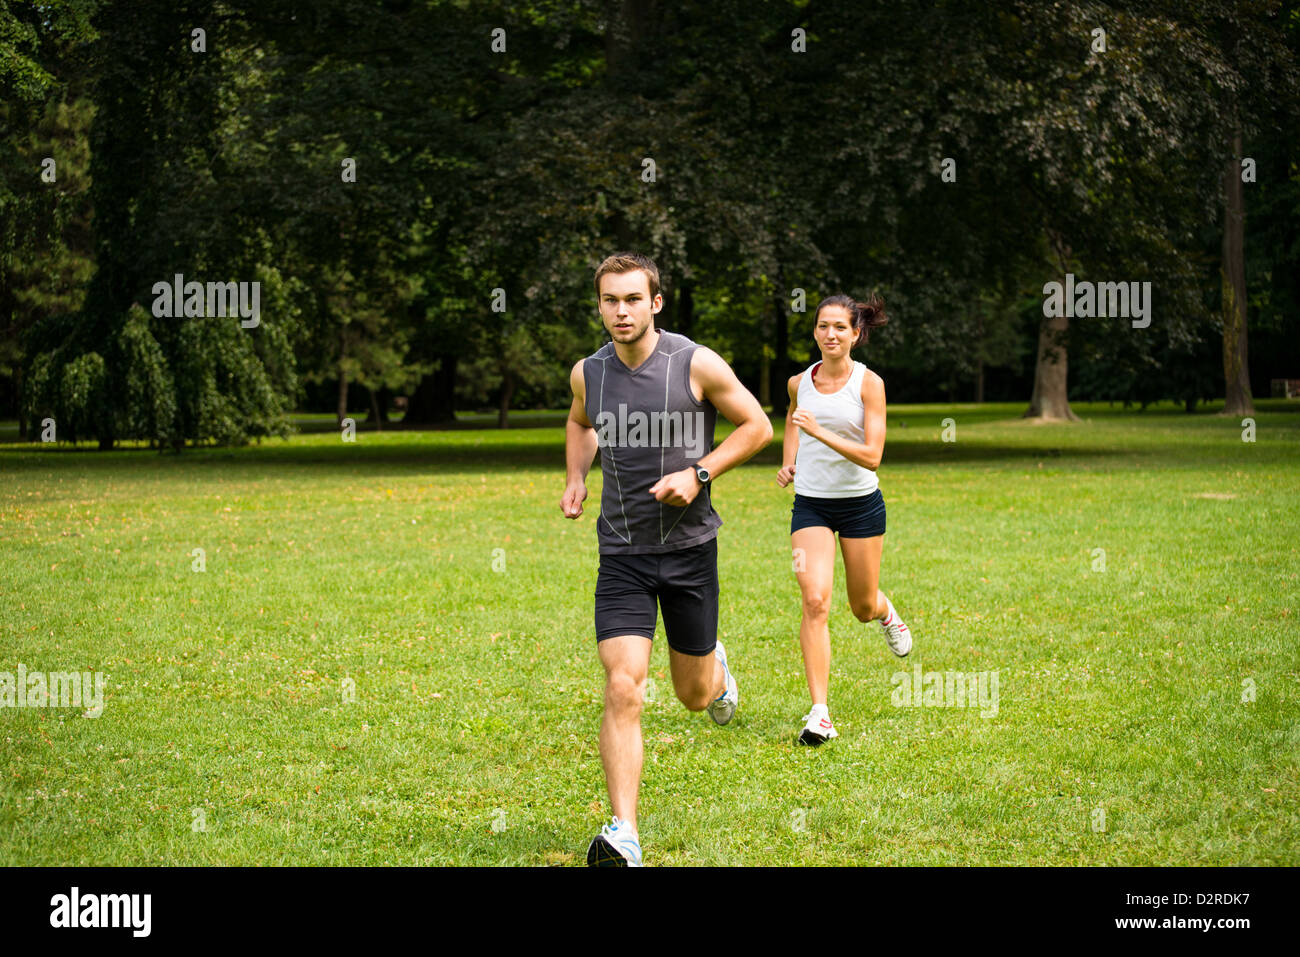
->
<box><xmin>23</xmin><ymin>0</ymin><xmax>297</xmax><ymax>448</ymax></box>
<box><xmin>1203</xmin><ymin>1</ymin><xmax>1299</xmax><ymax>415</ymax></box>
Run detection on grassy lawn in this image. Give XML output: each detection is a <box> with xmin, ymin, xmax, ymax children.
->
<box><xmin>1</xmin><ymin>400</ymin><xmax>1297</xmax><ymax>866</ymax></box>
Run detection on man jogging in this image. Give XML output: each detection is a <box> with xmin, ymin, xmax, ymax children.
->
<box><xmin>560</xmin><ymin>252</ymin><xmax>773</xmax><ymax>866</ymax></box>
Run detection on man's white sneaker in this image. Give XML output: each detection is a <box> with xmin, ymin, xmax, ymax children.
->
<box><xmin>706</xmin><ymin>639</ymin><xmax>738</xmax><ymax>726</ymax></box>
<box><xmin>586</xmin><ymin>816</ymin><xmax>642</xmax><ymax>867</ymax></box>
<box><xmin>880</xmin><ymin>599</ymin><xmax>912</xmax><ymax>657</ymax></box>
<box><xmin>797</xmin><ymin>710</ymin><xmax>839</xmax><ymax>746</ymax></box>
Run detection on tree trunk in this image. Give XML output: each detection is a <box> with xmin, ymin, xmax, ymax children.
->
<box><xmin>1221</xmin><ymin>122</ymin><xmax>1254</xmax><ymax>417</ymax></box>
<box><xmin>1025</xmin><ymin>229</ymin><xmax>1079</xmax><ymax>421</ymax></box>
<box><xmin>678</xmin><ymin>281</ymin><xmax>694</xmax><ymax>337</ymax></box>
<box><xmin>367</xmin><ymin>386</ymin><xmax>383</xmax><ymax>430</ymax></box>
<box><xmin>336</xmin><ymin>325</ymin><xmax>349</xmax><ymax>425</ymax></box>
<box><xmin>975</xmin><ymin>310</ymin><xmax>985</xmax><ymax>403</ymax></box>
<box><xmin>605</xmin><ymin>0</ymin><xmax>658</xmax><ymax>85</ymax></box>
<box><xmin>771</xmin><ymin>267</ymin><xmax>790</xmax><ymax>417</ymax></box>
<box><xmin>405</xmin><ymin>352</ymin><xmax>458</xmax><ymax>425</ymax></box>
<box><xmin>497</xmin><ymin>367</ymin><xmax>514</xmax><ymax>429</ymax></box>
<box><xmin>1025</xmin><ymin>312</ymin><xmax>1078</xmax><ymax>420</ymax></box>
<box><xmin>16</xmin><ymin>367</ymin><xmax>26</xmax><ymax>441</ymax></box>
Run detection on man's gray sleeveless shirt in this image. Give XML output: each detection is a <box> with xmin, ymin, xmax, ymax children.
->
<box><xmin>583</xmin><ymin>330</ymin><xmax>722</xmax><ymax>555</ymax></box>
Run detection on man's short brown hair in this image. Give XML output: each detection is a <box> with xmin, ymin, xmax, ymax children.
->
<box><xmin>594</xmin><ymin>252</ymin><xmax>661</xmax><ymax>301</ymax></box>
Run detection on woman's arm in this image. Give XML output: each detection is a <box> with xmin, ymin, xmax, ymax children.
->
<box><xmin>776</xmin><ymin>374</ymin><xmax>801</xmax><ymax>486</ymax></box>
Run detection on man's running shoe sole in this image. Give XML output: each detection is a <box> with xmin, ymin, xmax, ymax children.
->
<box><xmin>587</xmin><ymin>834</ymin><xmax>632</xmax><ymax>867</ymax></box>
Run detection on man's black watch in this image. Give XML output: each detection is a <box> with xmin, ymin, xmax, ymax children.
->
<box><xmin>694</xmin><ymin>464</ymin><xmax>711</xmax><ymax>486</ymax></box>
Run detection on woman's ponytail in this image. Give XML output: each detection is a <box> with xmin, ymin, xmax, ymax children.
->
<box><xmin>852</xmin><ymin>293</ymin><xmax>888</xmax><ymax>344</ymax></box>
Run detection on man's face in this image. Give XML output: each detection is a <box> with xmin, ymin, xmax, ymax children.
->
<box><xmin>598</xmin><ymin>270</ymin><xmax>661</xmax><ymax>346</ymax></box>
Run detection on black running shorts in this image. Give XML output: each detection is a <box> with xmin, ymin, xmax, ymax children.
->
<box><xmin>594</xmin><ymin>537</ymin><xmax>719</xmax><ymax>656</ymax></box>
<box><xmin>790</xmin><ymin>490</ymin><xmax>886</xmax><ymax>538</ymax></box>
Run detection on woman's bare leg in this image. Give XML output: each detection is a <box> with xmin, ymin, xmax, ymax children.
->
<box><xmin>792</xmin><ymin>526</ymin><xmax>837</xmax><ymax>705</ymax></box>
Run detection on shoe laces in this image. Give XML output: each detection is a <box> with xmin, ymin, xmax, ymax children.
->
<box><xmin>604</xmin><ymin>817</ymin><xmax>638</xmax><ymax>846</ymax></box>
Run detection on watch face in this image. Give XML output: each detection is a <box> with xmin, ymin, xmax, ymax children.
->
<box><xmin>696</xmin><ymin>467</ymin><xmax>710</xmax><ymax>483</ymax></box>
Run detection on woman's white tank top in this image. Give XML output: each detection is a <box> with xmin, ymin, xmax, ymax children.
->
<box><xmin>793</xmin><ymin>360</ymin><xmax>878</xmax><ymax>498</ymax></box>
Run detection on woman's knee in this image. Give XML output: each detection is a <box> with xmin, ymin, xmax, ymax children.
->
<box><xmin>850</xmin><ymin>591</ymin><xmax>879</xmax><ymax>622</ymax></box>
<box><xmin>801</xmin><ymin>591</ymin><xmax>833</xmax><ymax>621</ymax></box>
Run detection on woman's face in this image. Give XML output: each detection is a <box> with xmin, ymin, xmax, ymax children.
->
<box><xmin>814</xmin><ymin>305</ymin><xmax>856</xmax><ymax>359</ymax></box>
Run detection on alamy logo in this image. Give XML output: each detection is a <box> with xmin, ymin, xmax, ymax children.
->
<box><xmin>152</xmin><ymin>273</ymin><xmax>260</xmax><ymax>328</ymax></box>
<box><xmin>1042</xmin><ymin>273</ymin><xmax>1151</xmax><ymax>329</ymax></box>
<box><xmin>595</xmin><ymin>403</ymin><xmax>707</xmax><ymax>459</ymax></box>
<box><xmin>891</xmin><ymin>664</ymin><xmax>999</xmax><ymax>718</ymax></box>
<box><xmin>0</xmin><ymin>665</ymin><xmax>104</xmax><ymax>717</ymax></box>
<box><xmin>50</xmin><ymin>887</ymin><xmax>151</xmax><ymax>937</ymax></box>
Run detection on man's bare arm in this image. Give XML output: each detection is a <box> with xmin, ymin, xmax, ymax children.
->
<box><xmin>562</xmin><ymin>360</ymin><xmax>598</xmax><ymax>518</ymax></box>
<box><xmin>692</xmin><ymin>347</ymin><xmax>774</xmax><ymax>480</ymax></box>
<box><xmin>649</xmin><ymin>347</ymin><xmax>772</xmax><ymax>505</ymax></box>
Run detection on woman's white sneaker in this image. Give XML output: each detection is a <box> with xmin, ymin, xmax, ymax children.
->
<box><xmin>879</xmin><ymin>598</ymin><xmax>912</xmax><ymax>656</ymax></box>
<box><xmin>797</xmin><ymin>709</ymin><xmax>839</xmax><ymax>746</ymax></box>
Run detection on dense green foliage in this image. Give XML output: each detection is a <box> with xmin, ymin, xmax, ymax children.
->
<box><xmin>2</xmin><ymin>1</ymin><xmax>1297</xmax><ymax>443</ymax></box>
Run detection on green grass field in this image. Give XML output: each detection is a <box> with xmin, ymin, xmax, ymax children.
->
<box><xmin>2</xmin><ymin>401</ymin><xmax>1297</xmax><ymax>866</ymax></box>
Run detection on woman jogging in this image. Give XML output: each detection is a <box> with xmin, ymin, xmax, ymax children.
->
<box><xmin>776</xmin><ymin>293</ymin><xmax>912</xmax><ymax>746</ymax></box>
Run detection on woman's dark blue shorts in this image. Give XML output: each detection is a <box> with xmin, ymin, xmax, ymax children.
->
<box><xmin>791</xmin><ymin>490</ymin><xmax>886</xmax><ymax>538</ymax></box>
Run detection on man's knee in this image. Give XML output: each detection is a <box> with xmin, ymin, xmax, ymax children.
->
<box><xmin>672</xmin><ymin>657</ymin><xmax>718</xmax><ymax>712</ymax></box>
<box><xmin>605</xmin><ymin>669</ymin><xmax>645</xmax><ymax>715</ymax></box>
<box><xmin>674</xmin><ymin>682</ymin><xmax>714</xmax><ymax>712</ymax></box>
